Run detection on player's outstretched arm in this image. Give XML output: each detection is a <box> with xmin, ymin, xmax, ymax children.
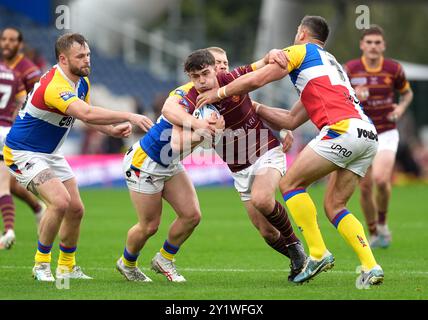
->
<box><xmin>85</xmin><ymin>123</ymin><xmax>132</xmax><ymax>138</ymax></box>
<box><xmin>251</xmin><ymin>49</ymin><xmax>289</xmax><ymax>70</ymax></box>
<box><xmin>196</xmin><ymin>62</ymin><xmax>289</xmax><ymax>108</ymax></box>
<box><xmin>252</xmin><ymin>101</ymin><xmax>284</xmax><ymax>131</ymax></box>
<box><xmin>66</xmin><ymin>99</ymin><xmax>153</xmax><ymax>132</ymax></box>
<box><xmin>255</xmin><ymin>99</ymin><xmax>309</xmax><ymax>131</ymax></box>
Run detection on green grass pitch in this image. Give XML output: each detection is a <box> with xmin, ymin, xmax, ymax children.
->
<box><xmin>0</xmin><ymin>184</ymin><xmax>427</xmax><ymax>300</ymax></box>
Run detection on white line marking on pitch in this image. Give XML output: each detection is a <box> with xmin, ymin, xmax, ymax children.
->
<box><xmin>1</xmin><ymin>265</ymin><xmax>428</xmax><ymax>275</ymax></box>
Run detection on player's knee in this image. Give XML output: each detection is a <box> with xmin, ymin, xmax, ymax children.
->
<box><xmin>142</xmin><ymin>223</ymin><xmax>159</xmax><ymax>237</ymax></box>
<box><xmin>51</xmin><ymin>194</ymin><xmax>72</xmax><ymax>214</ymax></box>
<box><xmin>69</xmin><ymin>202</ymin><xmax>85</xmax><ymax>220</ymax></box>
<box><xmin>251</xmin><ymin>192</ymin><xmax>274</xmax><ymax>213</ymax></box>
<box><xmin>374</xmin><ymin>174</ymin><xmax>390</xmax><ymax>190</ymax></box>
<box><xmin>359</xmin><ymin>182</ymin><xmax>373</xmax><ymax>197</ymax></box>
<box><xmin>186</xmin><ymin>209</ymin><xmax>202</xmax><ymax>228</ymax></box>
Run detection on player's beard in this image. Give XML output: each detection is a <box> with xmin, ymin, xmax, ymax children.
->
<box><xmin>70</xmin><ymin>63</ymin><xmax>91</xmax><ymax>77</ymax></box>
<box><xmin>1</xmin><ymin>45</ymin><xmax>19</xmax><ymax>60</ymax></box>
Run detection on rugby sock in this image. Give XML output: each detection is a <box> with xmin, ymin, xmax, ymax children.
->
<box><xmin>160</xmin><ymin>240</ymin><xmax>179</xmax><ymax>261</ymax></box>
<box><xmin>35</xmin><ymin>241</ymin><xmax>52</xmax><ymax>264</ymax></box>
<box><xmin>122</xmin><ymin>247</ymin><xmax>139</xmax><ymax>267</ymax></box>
<box><xmin>58</xmin><ymin>244</ymin><xmax>77</xmax><ymax>272</ymax></box>
<box><xmin>265</xmin><ymin>234</ymin><xmax>290</xmax><ymax>258</ymax></box>
<box><xmin>368</xmin><ymin>221</ymin><xmax>378</xmax><ymax>236</ymax></box>
<box><xmin>265</xmin><ymin>201</ymin><xmax>299</xmax><ymax>245</ymax></box>
<box><xmin>283</xmin><ymin>189</ymin><xmax>327</xmax><ymax>260</ymax></box>
<box><xmin>0</xmin><ymin>195</ymin><xmax>15</xmax><ymax>231</ymax></box>
<box><xmin>332</xmin><ymin>209</ymin><xmax>377</xmax><ymax>271</ymax></box>
<box><xmin>378</xmin><ymin>211</ymin><xmax>387</xmax><ymax>225</ymax></box>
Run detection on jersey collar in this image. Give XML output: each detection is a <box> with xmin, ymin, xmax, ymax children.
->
<box><xmin>5</xmin><ymin>53</ymin><xmax>24</xmax><ymax>70</ymax></box>
<box><xmin>55</xmin><ymin>64</ymin><xmax>79</xmax><ymax>89</ymax></box>
<box><xmin>361</xmin><ymin>55</ymin><xmax>384</xmax><ymax>73</ymax></box>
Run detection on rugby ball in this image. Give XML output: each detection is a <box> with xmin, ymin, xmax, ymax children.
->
<box><xmin>192</xmin><ymin>104</ymin><xmax>222</xmax><ymax>149</ymax></box>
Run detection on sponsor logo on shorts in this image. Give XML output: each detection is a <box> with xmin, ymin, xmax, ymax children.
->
<box><xmin>125</xmin><ymin>171</ymin><xmax>137</xmax><ymax>184</ymax></box>
<box><xmin>357</xmin><ymin>128</ymin><xmax>378</xmax><ymax>141</ymax></box>
<box><xmin>24</xmin><ymin>161</ymin><xmax>35</xmax><ymax>171</ymax></box>
<box><xmin>330</xmin><ymin>144</ymin><xmax>352</xmax><ymax>157</ymax></box>
<box><xmin>125</xmin><ymin>178</ymin><xmax>137</xmax><ymax>184</ymax></box>
<box><xmin>145</xmin><ymin>176</ymin><xmax>153</xmax><ymax>184</ymax></box>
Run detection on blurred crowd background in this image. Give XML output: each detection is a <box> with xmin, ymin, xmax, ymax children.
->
<box><xmin>1</xmin><ymin>0</ymin><xmax>428</xmax><ymax>184</ymax></box>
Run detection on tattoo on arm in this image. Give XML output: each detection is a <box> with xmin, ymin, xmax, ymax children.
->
<box><xmin>28</xmin><ymin>169</ymin><xmax>57</xmax><ymax>196</ymax></box>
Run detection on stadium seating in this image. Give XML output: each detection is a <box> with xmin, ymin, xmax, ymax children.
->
<box><xmin>0</xmin><ymin>6</ymin><xmax>178</xmax><ymax>107</ymax></box>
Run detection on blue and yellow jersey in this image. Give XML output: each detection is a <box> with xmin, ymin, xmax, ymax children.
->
<box><xmin>169</xmin><ymin>82</ymin><xmax>194</xmax><ymax>99</ymax></box>
<box><xmin>283</xmin><ymin>43</ymin><xmax>369</xmax><ymax>129</ymax></box>
<box><xmin>5</xmin><ymin>65</ymin><xmax>90</xmax><ymax>154</ymax></box>
<box><xmin>131</xmin><ymin>82</ymin><xmax>196</xmax><ymax>168</ymax></box>
<box><xmin>139</xmin><ymin>115</ymin><xmax>176</xmax><ymax>167</ymax></box>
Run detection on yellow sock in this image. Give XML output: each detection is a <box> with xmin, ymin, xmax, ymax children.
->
<box><xmin>122</xmin><ymin>255</ymin><xmax>137</xmax><ymax>267</ymax></box>
<box><xmin>35</xmin><ymin>241</ymin><xmax>52</xmax><ymax>264</ymax></box>
<box><xmin>160</xmin><ymin>240</ymin><xmax>180</xmax><ymax>261</ymax></box>
<box><xmin>160</xmin><ymin>247</ymin><xmax>175</xmax><ymax>261</ymax></box>
<box><xmin>283</xmin><ymin>189</ymin><xmax>327</xmax><ymax>260</ymax></box>
<box><xmin>333</xmin><ymin>209</ymin><xmax>377</xmax><ymax>271</ymax></box>
<box><xmin>58</xmin><ymin>244</ymin><xmax>76</xmax><ymax>272</ymax></box>
<box><xmin>35</xmin><ymin>250</ymin><xmax>51</xmax><ymax>264</ymax></box>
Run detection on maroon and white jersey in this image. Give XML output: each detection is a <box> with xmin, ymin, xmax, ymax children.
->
<box><xmin>6</xmin><ymin>53</ymin><xmax>41</xmax><ymax>93</ymax></box>
<box><xmin>0</xmin><ymin>62</ymin><xmax>26</xmax><ymax>127</ymax></box>
<box><xmin>180</xmin><ymin>65</ymin><xmax>280</xmax><ymax>172</ymax></box>
<box><xmin>344</xmin><ymin>56</ymin><xmax>410</xmax><ymax>134</ymax></box>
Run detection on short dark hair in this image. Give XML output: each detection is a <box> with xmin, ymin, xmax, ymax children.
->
<box><xmin>300</xmin><ymin>15</ymin><xmax>330</xmax><ymax>43</ymax></box>
<box><xmin>2</xmin><ymin>27</ymin><xmax>23</xmax><ymax>42</ymax></box>
<box><xmin>55</xmin><ymin>33</ymin><xmax>88</xmax><ymax>60</ymax></box>
<box><xmin>360</xmin><ymin>25</ymin><xmax>385</xmax><ymax>40</ymax></box>
<box><xmin>184</xmin><ymin>49</ymin><xmax>215</xmax><ymax>73</ymax></box>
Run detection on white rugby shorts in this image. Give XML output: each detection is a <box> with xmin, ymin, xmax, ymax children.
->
<box><xmin>309</xmin><ymin>118</ymin><xmax>378</xmax><ymax>177</ymax></box>
<box><xmin>377</xmin><ymin>129</ymin><xmax>399</xmax><ymax>153</ymax></box>
<box><xmin>231</xmin><ymin>145</ymin><xmax>286</xmax><ymax>201</ymax></box>
<box><xmin>3</xmin><ymin>147</ymin><xmax>74</xmax><ymax>188</ymax></box>
<box><xmin>123</xmin><ymin>142</ymin><xmax>185</xmax><ymax>194</ymax></box>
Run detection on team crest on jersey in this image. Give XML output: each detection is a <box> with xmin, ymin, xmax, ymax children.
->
<box><xmin>231</xmin><ymin>95</ymin><xmax>240</xmax><ymax>102</ymax></box>
<box><xmin>383</xmin><ymin>76</ymin><xmax>392</xmax><ymax>85</ymax></box>
<box><xmin>60</xmin><ymin>91</ymin><xmax>76</xmax><ymax>101</ymax></box>
<box><xmin>369</xmin><ymin>77</ymin><xmax>379</xmax><ymax>85</ymax></box>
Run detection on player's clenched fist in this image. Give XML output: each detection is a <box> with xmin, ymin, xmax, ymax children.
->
<box><xmin>110</xmin><ymin>123</ymin><xmax>132</xmax><ymax>138</ymax></box>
